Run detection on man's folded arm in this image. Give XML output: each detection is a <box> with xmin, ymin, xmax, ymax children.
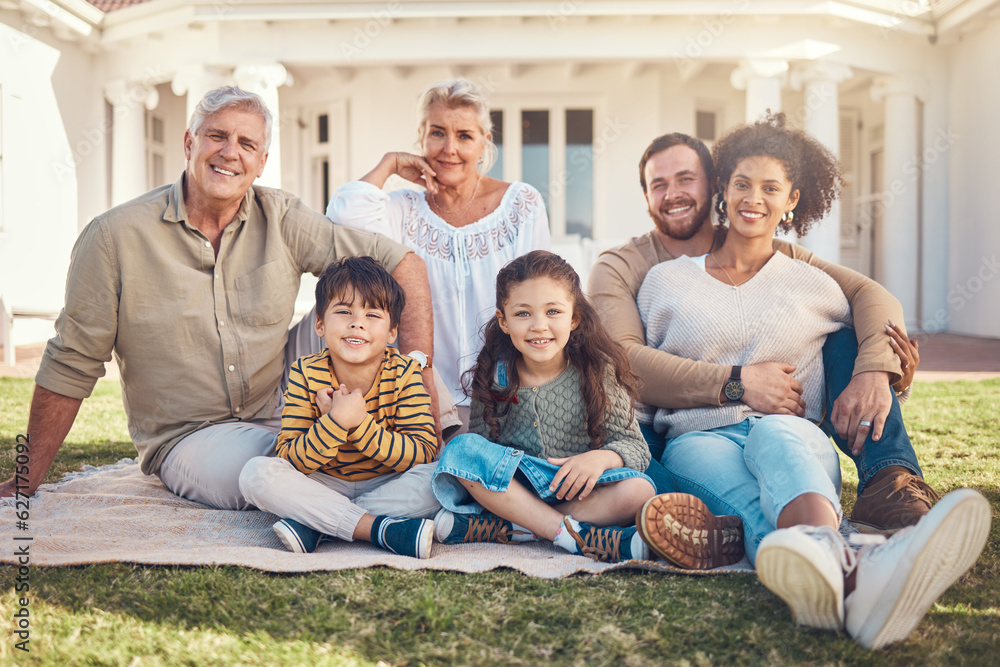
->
<box><xmin>588</xmin><ymin>254</ymin><xmax>728</xmax><ymax>410</ymax></box>
<box><xmin>779</xmin><ymin>240</ymin><xmax>905</xmax><ymax>389</ymax></box>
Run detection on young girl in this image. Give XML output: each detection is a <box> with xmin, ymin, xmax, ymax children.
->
<box><xmin>430</xmin><ymin>250</ymin><xmax>656</xmax><ymax>563</ymax></box>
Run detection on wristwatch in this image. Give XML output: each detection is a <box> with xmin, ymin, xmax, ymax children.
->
<box><xmin>724</xmin><ymin>365</ymin><xmax>744</xmax><ymax>402</ymax></box>
<box><xmin>407</xmin><ymin>350</ymin><xmax>432</xmax><ymax>370</ymax></box>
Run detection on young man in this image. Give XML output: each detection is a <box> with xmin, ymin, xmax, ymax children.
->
<box><xmin>239</xmin><ymin>257</ymin><xmax>440</xmax><ymax>558</ymax></box>
<box><xmin>589</xmin><ymin>133</ymin><xmax>937</xmax><ymax>535</ymax></box>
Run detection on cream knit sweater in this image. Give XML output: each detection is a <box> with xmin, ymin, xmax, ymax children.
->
<box><xmin>637</xmin><ymin>252</ymin><xmax>852</xmax><ymax>438</ymax></box>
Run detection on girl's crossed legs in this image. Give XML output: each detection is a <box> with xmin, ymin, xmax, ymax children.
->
<box><xmin>431</xmin><ymin>434</ymin><xmax>655</xmax><ymax>562</ymax></box>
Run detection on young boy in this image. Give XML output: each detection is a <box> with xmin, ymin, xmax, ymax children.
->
<box><xmin>239</xmin><ymin>256</ymin><xmax>440</xmax><ymax>558</ymax></box>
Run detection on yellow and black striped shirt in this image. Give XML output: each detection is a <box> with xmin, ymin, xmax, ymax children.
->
<box><xmin>276</xmin><ymin>348</ymin><xmax>436</xmax><ymax>480</ymax></box>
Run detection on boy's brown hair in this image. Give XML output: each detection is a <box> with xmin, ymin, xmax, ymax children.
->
<box><xmin>315</xmin><ymin>256</ymin><xmax>406</xmax><ymax>328</ymax></box>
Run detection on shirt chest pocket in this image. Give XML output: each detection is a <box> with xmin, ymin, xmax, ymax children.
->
<box><xmin>235</xmin><ymin>260</ymin><xmax>296</xmax><ymax>326</ymax></box>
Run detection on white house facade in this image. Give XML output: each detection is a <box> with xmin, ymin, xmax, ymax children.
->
<box><xmin>2</xmin><ymin>0</ymin><xmax>998</xmax><ymax>360</ymax></box>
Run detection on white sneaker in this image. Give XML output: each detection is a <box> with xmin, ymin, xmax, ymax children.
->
<box><xmin>845</xmin><ymin>488</ymin><xmax>991</xmax><ymax>649</ymax></box>
<box><xmin>756</xmin><ymin>525</ymin><xmax>856</xmax><ymax>630</ymax></box>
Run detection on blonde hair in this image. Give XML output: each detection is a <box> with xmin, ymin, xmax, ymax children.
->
<box><xmin>416</xmin><ymin>78</ymin><xmax>498</xmax><ymax>175</ymax></box>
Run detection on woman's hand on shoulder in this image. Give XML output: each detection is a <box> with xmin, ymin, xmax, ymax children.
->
<box><xmin>886</xmin><ymin>319</ymin><xmax>919</xmax><ymax>391</ymax></box>
<box><xmin>547</xmin><ymin>450</ymin><xmax>623</xmax><ymax>501</ymax></box>
<box><xmin>375</xmin><ymin>152</ymin><xmax>438</xmax><ymax>193</ymax></box>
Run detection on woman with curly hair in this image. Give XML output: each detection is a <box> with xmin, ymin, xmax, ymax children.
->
<box><xmin>635</xmin><ymin>113</ymin><xmax>989</xmax><ymax>649</ymax></box>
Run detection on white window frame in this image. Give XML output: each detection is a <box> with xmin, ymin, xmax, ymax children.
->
<box><xmin>301</xmin><ymin>100</ymin><xmax>349</xmax><ymax>213</ymax></box>
<box><xmin>145</xmin><ymin>110</ymin><xmax>166</xmax><ymax>191</ymax></box>
<box><xmin>490</xmin><ymin>95</ymin><xmax>608</xmax><ymax>241</ymax></box>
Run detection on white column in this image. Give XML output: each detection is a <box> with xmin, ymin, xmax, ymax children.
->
<box><xmin>105</xmin><ymin>79</ymin><xmax>159</xmax><ymax>206</ymax></box>
<box><xmin>791</xmin><ymin>62</ymin><xmax>853</xmax><ymax>263</ymax></box>
<box><xmin>731</xmin><ymin>59</ymin><xmax>788</xmax><ymax>123</ymax></box>
<box><xmin>171</xmin><ymin>64</ymin><xmax>226</xmax><ymax>130</ymax></box>
<box><xmin>233</xmin><ymin>63</ymin><xmax>292</xmax><ymax>188</ymax></box>
<box><xmin>871</xmin><ymin>76</ymin><xmax>925</xmax><ymax>327</ymax></box>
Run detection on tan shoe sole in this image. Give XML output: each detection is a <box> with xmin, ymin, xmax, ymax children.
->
<box><xmin>847</xmin><ymin>518</ymin><xmax>903</xmax><ymax>536</ymax></box>
<box><xmin>636</xmin><ymin>493</ymin><xmax>744</xmax><ymax>570</ymax></box>
<box><xmin>847</xmin><ymin>489</ymin><xmax>992</xmax><ymax>649</ymax></box>
<box><xmin>756</xmin><ymin>531</ymin><xmax>844</xmax><ymax>631</ymax></box>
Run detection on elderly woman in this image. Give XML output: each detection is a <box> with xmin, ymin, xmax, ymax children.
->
<box><xmin>327</xmin><ymin>79</ymin><xmax>550</xmax><ymax>429</ymax></box>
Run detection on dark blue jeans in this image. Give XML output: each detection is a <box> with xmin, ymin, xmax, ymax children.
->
<box><xmin>641</xmin><ymin>328</ymin><xmax>922</xmax><ymax>495</ymax></box>
<box><xmin>820</xmin><ymin>328</ymin><xmax>922</xmax><ymax>493</ymax></box>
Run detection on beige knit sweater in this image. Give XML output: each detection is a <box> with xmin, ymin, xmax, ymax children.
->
<box><xmin>637</xmin><ymin>252</ymin><xmax>851</xmax><ymax>438</ymax></box>
<box><xmin>588</xmin><ymin>230</ymin><xmax>907</xmax><ymax>410</ymax></box>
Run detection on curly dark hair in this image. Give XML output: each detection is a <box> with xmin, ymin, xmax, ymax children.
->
<box><xmin>711</xmin><ymin>111</ymin><xmax>843</xmax><ymax>237</ymax></box>
<box><xmin>463</xmin><ymin>250</ymin><xmax>641</xmax><ymax>449</ymax></box>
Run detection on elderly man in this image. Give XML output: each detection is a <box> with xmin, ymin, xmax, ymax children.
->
<box><xmin>588</xmin><ymin>132</ymin><xmax>938</xmax><ymax>535</ymax></box>
<box><xmin>1</xmin><ymin>87</ymin><xmax>437</xmax><ymax>510</ymax></box>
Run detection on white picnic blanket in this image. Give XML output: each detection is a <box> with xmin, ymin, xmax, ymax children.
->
<box><xmin>0</xmin><ymin>460</ymin><xmax>755</xmax><ymax>578</ymax></box>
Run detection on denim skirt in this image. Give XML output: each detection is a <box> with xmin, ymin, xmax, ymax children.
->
<box><xmin>431</xmin><ymin>432</ymin><xmax>653</xmax><ymax>514</ymax></box>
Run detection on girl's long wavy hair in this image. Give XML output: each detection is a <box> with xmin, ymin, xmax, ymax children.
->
<box><xmin>463</xmin><ymin>250</ymin><xmax>641</xmax><ymax>448</ymax></box>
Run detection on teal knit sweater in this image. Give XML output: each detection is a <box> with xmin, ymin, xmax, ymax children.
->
<box><xmin>469</xmin><ymin>362</ymin><xmax>650</xmax><ymax>472</ymax></box>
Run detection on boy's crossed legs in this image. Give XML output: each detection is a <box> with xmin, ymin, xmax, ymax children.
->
<box><xmin>239</xmin><ymin>457</ymin><xmax>440</xmax><ymax>558</ymax></box>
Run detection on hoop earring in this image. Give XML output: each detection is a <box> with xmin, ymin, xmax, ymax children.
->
<box><xmin>782</xmin><ymin>210</ymin><xmax>794</xmax><ymax>224</ymax></box>
<box><xmin>716</xmin><ymin>199</ymin><xmax>728</xmax><ymax>222</ymax></box>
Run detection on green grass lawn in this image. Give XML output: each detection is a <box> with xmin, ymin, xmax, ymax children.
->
<box><xmin>2</xmin><ymin>377</ymin><xmax>998</xmax><ymax>666</ymax></box>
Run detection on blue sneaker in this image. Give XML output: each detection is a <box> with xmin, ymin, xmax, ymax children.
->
<box><xmin>372</xmin><ymin>516</ymin><xmax>434</xmax><ymax>559</ymax></box>
<box><xmin>273</xmin><ymin>518</ymin><xmax>323</xmax><ymax>553</ymax></box>
<box><xmin>434</xmin><ymin>508</ymin><xmax>534</xmax><ymax>544</ymax></box>
<box><xmin>564</xmin><ymin>519</ymin><xmax>650</xmax><ymax>563</ymax></box>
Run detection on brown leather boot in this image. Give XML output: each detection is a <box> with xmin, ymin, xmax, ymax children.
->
<box><xmin>849</xmin><ymin>466</ymin><xmax>940</xmax><ymax>534</ymax></box>
<box><xmin>636</xmin><ymin>493</ymin><xmax>744</xmax><ymax>569</ymax></box>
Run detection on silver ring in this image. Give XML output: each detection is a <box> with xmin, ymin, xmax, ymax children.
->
<box><xmin>859</xmin><ymin>420</ymin><xmax>872</xmax><ymax>428</ymax></box>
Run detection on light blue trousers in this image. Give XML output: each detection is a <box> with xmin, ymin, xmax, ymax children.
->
<box><xmin>662</xmin><ymin>415</ymin><xmax>842</xmax><ymax>564</ymax></box>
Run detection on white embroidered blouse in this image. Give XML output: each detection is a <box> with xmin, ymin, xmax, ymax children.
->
<box><xmin>327</xmin><ymin>180</ymin><xmax>551</xmax><ymax>406</ymax></box>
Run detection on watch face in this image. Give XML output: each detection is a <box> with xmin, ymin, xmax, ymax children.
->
<box><xmin>408</xmin><ymin>351</ymin><xmax>428</xmax><ymax>369</ymax></box>
<box><xmin>725</xmin><ymin>380</ymin><xmax>744</xmax><ymax>401</ymax></box>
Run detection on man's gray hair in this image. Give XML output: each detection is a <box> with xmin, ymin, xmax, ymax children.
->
<box><xmin>188</xmin><ymin>86</ymin><xmax>273</xmax><ymax>152</ymax></box>
<box><xmin>416</xmin><ymin>78</ymin><xmax>498</xmax><ymax>175</ymax></box>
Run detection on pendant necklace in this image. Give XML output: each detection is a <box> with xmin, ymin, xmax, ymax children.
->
<box><xmin>710</xmin><ymin>252</ymin><xmax>756</xmax><ymax>290</ymax></box>
<box><xmin>430</xmin><ymin>174</ymin><xmax>481</xmax><ymax>219</ymax></box>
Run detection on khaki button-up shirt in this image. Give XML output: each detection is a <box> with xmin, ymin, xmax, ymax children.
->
<box><xmin>36</xmin><ymin>174</ymin><xmax>410</xmax><ymax>475</ymax></box>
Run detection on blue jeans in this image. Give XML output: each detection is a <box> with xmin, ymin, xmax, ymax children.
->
<box><xmin>640</xmin><ymin>328</ymin><xmax>923</xmax><ymax>496</ymax></box>
<box><xmin>662</xmin><ymin>415</ymin><xmax>843</xmax><ymax>564</ymax></box>
<box><xmin>640</xmin><ymin>424</ymin><xmax>676</xmax><ymax>495</ymax></box>
<box><xmin>431</xmin><ymin>433</ymin><xmax>654</xmax><ymax>515</ymax></box>
<box><xmin>821</xmin><ymin>328</ymin><xmax>922</xmax><ymax>493</ymax></box>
